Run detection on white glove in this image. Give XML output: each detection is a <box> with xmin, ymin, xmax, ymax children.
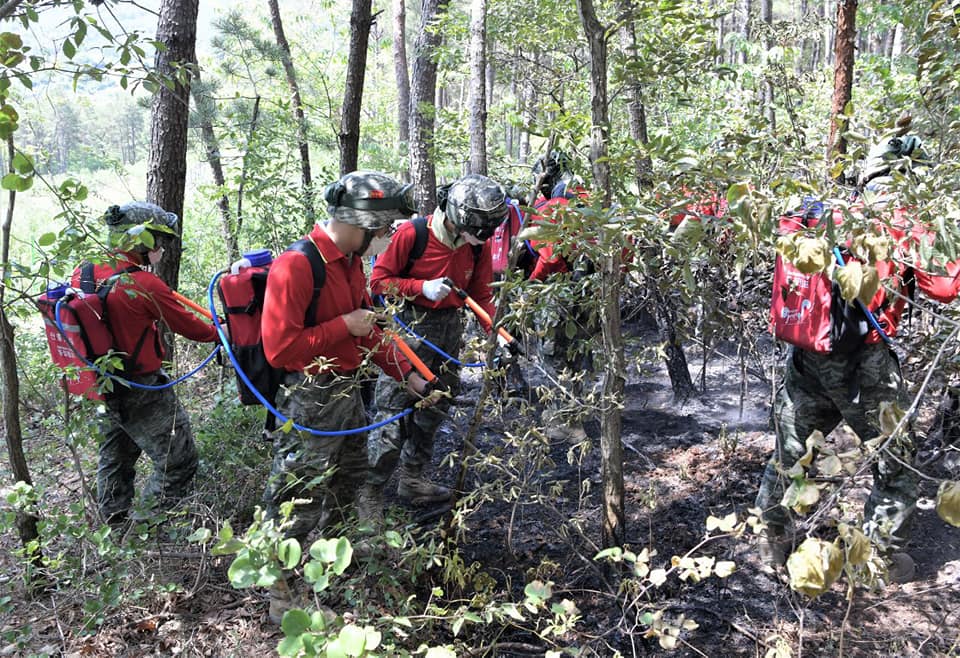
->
<box><xmin>422</xmin><ymin>278</ymin><xmax>452</xmax><ymax>301</ymax></box>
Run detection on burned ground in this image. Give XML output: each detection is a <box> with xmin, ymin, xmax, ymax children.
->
<box><xmin>1</xmin><ymin>323</ymin><xmax>959</xmax><ymax>657</ymax></box>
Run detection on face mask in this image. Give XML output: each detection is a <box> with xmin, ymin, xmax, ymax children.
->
<box><xmin>147</xmin><ymin>246</ymin><xmax>164</xmax><ymax>265</ymax></box>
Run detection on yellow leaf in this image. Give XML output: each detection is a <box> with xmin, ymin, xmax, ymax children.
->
<box><xmin>817</xmin><ymin>454</ymin><xmax>843</xmax><ymax>477</ymax></box>
<box><xmin>714</xmin><ymin>561</ymin><xmax>737</xmax><ymax>578</ymax></box>
<box><xmin>793</xmin><ymin>237</ymin><xmax>830</xmax><ymax>274</ymax></box>
<box><xmin>836</xmin><ymin>260</ymin><xmax>864</xmax><ymax>302</ymax></box>
<box><xmin>877</xmin><ymin>401</ymin><xmax>905</xmax><ymax>436</ymax></box>
<box><xmin>858</xmin><ymin>265</ymin><xmax>880</xmax><ymax>306</ymax></box>
<box><xmin>786</xmin><ymin>537</ymin><xmax>843</xmax><ymax>597</ymax></box>
<box><xmin>838</xmin><ymin>523</ymin><xmax>872</xmax><ymax>566</ymax></box>
<box><xmin>648</xmin><ymin>568</ymin><xmax>667</xmax><ymax>587</ymax></box>
<box><xmin>936</xmin><ymin>481</ymin><xmax>960</xmax><ymax>527</ymax></box>
<box><xmin>659</xmin><ymin>634</ymin><xmax>678</xmax><ymax>650</ymax></box>
<box><xmin>781</xmin><ymin>479</ymin><xmax>821</xmax><ymax>515</ymax></box>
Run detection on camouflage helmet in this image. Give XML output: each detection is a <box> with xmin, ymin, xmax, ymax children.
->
<box><xmin>532</xmin><ymin>149</ymin><xmax>574</xmax><ymax>199</ymax></box>
<box><xmin>104</xmin><ymin>201</ymin><xmax>178</xmax><ymax>231</ymax></box>
<box><xmin>858</xmin><ymin>134</ymin><xmax>928</xmax><ymax>188</ymax></box>
<box><xmin>103</xmin><ymin>202</ymin><xmax>178</xmax><ymax>250</ymax></box>
<box><xmin>445</xmin><ymin>174</ymin><xmax>508</xmax><ymax>240</ymax></box>
<box><xmin>324</xmin><ymin>170</ymin><xmax>415</xmax><ymax>230</ymax></box>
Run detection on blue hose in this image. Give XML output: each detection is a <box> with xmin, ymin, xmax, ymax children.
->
<box><xmin>384</xmin><ymin>302</ymin><xmax>485</xmax><ymax>368</ymax></box>
<box><xmin>53</xmin><ymin>295</ymin><xmax>219</xmax><ymax>391</ymax></box>
<box><xmin>832</xmin><ymin>247</ymin><xmax>893</xmax><ymax>345</ymax></box>
<box><xmin>206</xmin><ymin>270</ymin><xmax>413</xmax><ymax>437</ymax></box>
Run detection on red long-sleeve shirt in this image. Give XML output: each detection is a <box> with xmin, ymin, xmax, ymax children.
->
<box><xmin>261</xmin><ymin>224</ymin><xmax>411</xmax><ymax>381</ymax></box>
<box><xmin>70</xmin><ymin>252</ymin><xmax>218</xmax><ymax>375</ymax></box>
<box><xmin>528</xmin><ymin>197</ymin><xmax>572</xmax><ymax>281</ymax></box>
<box><xmin>371</xmin><ymin>216</ymin><xmax>496</xmax><ymax>332</ymax></box>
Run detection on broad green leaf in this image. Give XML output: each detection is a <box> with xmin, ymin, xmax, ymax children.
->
<box><xmin>226</xmin><ymin>555</ymin><xmax>257</xmax><ymax>588</ymax></box>
<box><xmin>338</xmin><ymin>624</ymin><xmax>367</xmax><ymax>656</ymax></box>
<box><xmin>278</xmin><ymin>538</ymin><xmax>302</xmax><ymax>570</ymax></box>
<box><xmin>11</xmin><ymin>152</ymin><xmax>32</xmax><ymax>174</ymax></box>
<box><xmin>38</xmin><ymin>232</ymin><xmax>56</xmax><ymax>247</ymax></box>
<box><xmin>1</xmin><ymin>173</ymin><xmax>20</xmax><ymax>190</ymax></box>
<box><xmin>331</xmin><ymin>537</ymin><xmax>353</xmax><ymax>575</ymax></box>
<box><xmin>280</xmin><ymin>608</ymin><xmax>311</xmax><ymax>637</ymax></box>
<box><xmin>62</xmin><ymin>38</ymin><xmax>75</xmax><ymax>59</ymax></box>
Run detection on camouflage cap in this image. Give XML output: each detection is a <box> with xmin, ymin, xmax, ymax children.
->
<box><xmin>325</xmin><ymin>170</ymin><xmax>415</xmax><ymax>230</ymax></box>
<box><xmin>103</xmin><ymin>201</ymin><xmax>178</xmax><ymax>233</ymax></box>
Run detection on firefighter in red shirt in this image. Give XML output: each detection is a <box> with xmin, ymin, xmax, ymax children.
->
<box><xmin>259</xmin><ymin>171</ymin><xmax>434</xmax><ymax>622</ymax></box>
<box><xmin>526</xmin><ymin>153</ymin><xmax>595</xmax><ymax>443</ymax></box>
<box><xmin>362</xmin><ymin>174</ymin><xmax>506</xmax><ymax>517</ymax></box>
<box><xmin>76</xmin><ymin>202</ymin><xmax>219</xmax><ymax>527</ymax></box>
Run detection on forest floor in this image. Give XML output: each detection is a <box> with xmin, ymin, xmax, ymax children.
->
<box><xmin>2</xmin><ymin>320</ymin><xmax>960</xmax><ymax>657</ymax></box>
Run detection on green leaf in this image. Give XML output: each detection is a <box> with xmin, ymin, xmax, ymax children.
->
<box><xmin>1</xmin><ymin>173</ymin><xmax>20</xmax><ymax>190</ymax></box>
<box><xmin>38</xmin><ymin>232</ymin><xmax>56</xmax><ymax>247</ymax></box>
<box><xmin>62</xmin><ymin>38</ymin><xmax>75</xmax><ymax>59</ymax></box>
<box><xmin>338</xmin><ymin>624</ymin><xmax>367</xmax><ymax>656</ymax></box>
<box><xmin>331</xmin><ymin>537</ymin><xmax>353</xmax><ymax>575</ymax></box>
<box><xmin>278</xmin><ymin>538</ymin><xmax>302</xmax><ymax>570</ymax></box>
<box><xmin>277</xmin><ymin>635</ymin><xmax>304</xmax><ymax>657</ymax></box>
<box><xmin>280</xmin><ymin>608</ymin><xmax>311</xmax><ymax>637</ymax></box>
<box><xmin>226</xmin><ymin>555</ymin><xmax>257</xmax><ymax>588</ymax></box>
<box><xmin>12</xmin><ymin>152</ymin><xmax>31</xmax><ymax>174</ymax></box>
<box><xmin>186</xmin><ymin>527</ymin><xmax>211</xmax><ymax>544</ymax></box>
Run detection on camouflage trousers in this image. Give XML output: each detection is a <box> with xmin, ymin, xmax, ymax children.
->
<box><xmin>368</xmin><ymin>306</ymin><xmax>464</xmax><ymax>487</ymax></box>
<box><xmin>263</xmin><ymin>371</ymin><xmax>369</xmax><ymax>544</ymax></box>
<box><xmin>97</xmin><ymin>371</ymin><xmax>197</xmax><ymax>523</ymax></box>
<box><xmin>755</xmin><ymin>344</ymin><xmax>917</xmax><ymax>549</ymax></box>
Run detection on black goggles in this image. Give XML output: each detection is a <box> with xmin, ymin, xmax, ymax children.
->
<box><xmin>463</xmin><ymin>224</ymin><xmax>497</xmax><ymax>240</ymax></box>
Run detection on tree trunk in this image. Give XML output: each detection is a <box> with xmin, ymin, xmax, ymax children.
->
<box><xmin>653</xmin><ymin>281</ymin><xmax>697</xmax><ymax>399</ymax></box>
<box><xmin>577</xmin><ymin>0</ymin><xmax>624</xmax><ymax>551</ymax></box>
<box><xmin>761</xmin><ymin>0</ymin><xmax>775</xmax><ymax>130</ymax></box>
<box><xmin>0</xmin><ymin>136</ymin><xmax>41</xmax><ymax>570</ymax></box>
<box><xmin>466</xmin><ymin>0</ymin><xmax>487</xmax><ymax>175</ymax></box>
<box><xmin>409</xmin><ymin>0</ymin><xmax>449</xmax><ymax>214</ymax></box>
<box><xmin>339</xmin><ymin>0</ymin><xmax>374</xmax><ymax>175</ymax></box>
<box><xmin>392</xmin><ymin>0</ymin><xmax>411</xmax><ymax>169</ymax></box>
<box><xmin>267</xmin><ymin>0</ymin><xmax>314</xmax><ymax>223</ymax></box>
<box><xmin>616</xmin><ymin>0</ymin><xmax>652</xmax><ymax>191</ymax></box>
<box><xmin>190</xmin><ymin>71</ymin><xmax>236</xmax><ymax>262</ymax></box>
<box><xmin>827</xmin><ymin>0</ymin><xmax>857</xmax><ymax>167</ymax></box>
<box><xmin>148</xmin><ymin>0</ymin><xmax>199</xmax><ymax>302</ymax></box>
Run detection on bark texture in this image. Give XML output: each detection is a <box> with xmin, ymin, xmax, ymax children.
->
<box><xmin>147</xmin><ymin>0</ymin><xmax>199</xmax><ymax>297</ymax></box>
<box><xmin>577</xmin><ymin>0</ymin><xmax>625</xmax><ymax>550</ymax></box>
<box><xmin>828</xmin><ymin>0</ymin><xmax>858</xmax><ymax>166</ymax></box>
<box><xmin>409</xmin><ymin>0</ymin><xmax>450</xmax><ymax>214</ymax></box>
<box><xmin>466</xmin><ymin>0</ymin><xmax>488</xmax><ymax>175</ymax></box>
<box><xmin>340</xmin><ymin>0</ymin><xmax>374</xmax><ymax>175</ymax></box>
<box><xmin>392</xmin><ymin>0</ymin><xmax>411</xmax><ymax>161</ymax></box>
<box><xmin>0</xmin><ymin>135</ymin><xmax>40</xmax><ymax>566</ymax></box>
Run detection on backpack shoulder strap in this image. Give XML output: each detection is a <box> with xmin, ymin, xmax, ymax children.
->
<box><xmin>79</xmin><ymin>262</ymin><xmax>96</xmax><ymax>294</ymax></box>
<box><xmin>98</xmin><ymin>264</ymin><xmax>148</xmax><ymax>372</ymax></box>
<box><xmin>288</xmin><ymin>239</ymin><xmax>327</xmax><ymax>328</ymax></box>
<box><xmin>400</xmin><ymin>216</ymin><xmax>429</xmax><ymax>277</ymax></box>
